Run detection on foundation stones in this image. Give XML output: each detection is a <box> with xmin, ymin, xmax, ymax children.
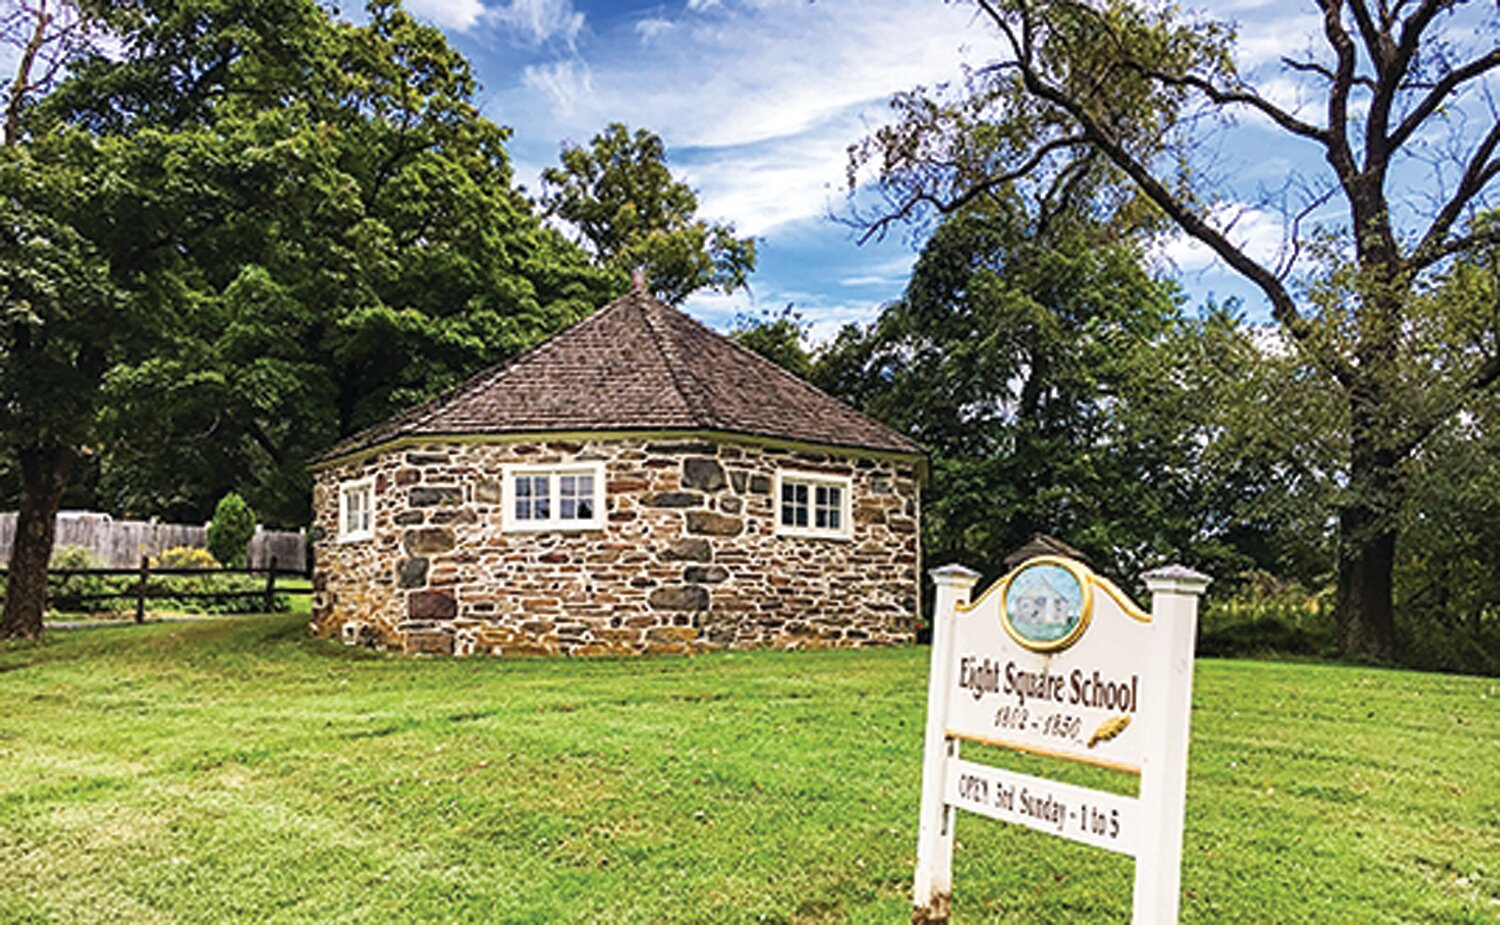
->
<box><xmin>660</xmin><ymin>538</ymin><xmax>713</xmax><ymax>562</ymax></box>
<box><xmin>648</xmin><ymin>585</ymin><xmax>711</xmax><ymax>611</ymax></box>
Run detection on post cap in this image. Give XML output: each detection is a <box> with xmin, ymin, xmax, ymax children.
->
<box><xmin>1141</xmin><ymin>564</ymin><xmax>1212</xmax><ymax>595</ymax></box>
<box><xmin>929</xmin><ymin>563</ymin><xmax>982</xmax><ymax>587</ymax></box>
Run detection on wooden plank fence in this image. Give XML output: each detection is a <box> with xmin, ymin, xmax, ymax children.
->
<box><xmin>0</xmin><ymin>511</ymin><xmax>306</xmax><ymax>570</ymax></box>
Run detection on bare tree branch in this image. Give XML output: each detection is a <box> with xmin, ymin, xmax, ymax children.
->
<box><xmin>1283</xmin><ymin>55</ymin><xmax>1379</xmax><ymax>92</ymax></box>
<box><xmin>1315</xmin><ymin>0</ymin><xmax>1362</xmax><ymax>191</ymax></box>
<box><xmin>854</xmin><ymin>134</ymin><xmax>1092</xmax><ymax>245</ymax></box>
<box><xmin>971</xmin><ymin>0</ymin><xmax>1332</xmax><ymax>360</ymax></box>
<box><xmin>4</xmin><ymin>1</ymin><xmax>52</xmax><ymax>146</ymax></box>
<box><xmin>1414</xmin><ymin>118</ymin><xmax>1500</xmax><ymax>265</ymax></box>
<box><xmin>1133</xmin><ymin>64</ymin><xmax>1332</xmax><ymax>144</ymax></box>
<box><xmin>1345</xmin><ymin>0</ymin><xmax>1390</xmax><ymax>72</ymax></box>
<box><xmin>1388</xmin><ymin>48</ymin><xmax>1500</xmax><ymax>150</ymax></box>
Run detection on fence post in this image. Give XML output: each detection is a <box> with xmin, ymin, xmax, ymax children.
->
<box><xmin>1133</xmin><ymin>564</ymin><xmax>1211</xmax><ymax>925</ymax></box>
<box><xmin>263</xmin><ymin>556</ymin><xmax>278</xmax><ymax>612</ymax></box>
<box><xmin>135</xmin><ymin>555</ymin><xmax>149</xmax><ymax>624</ymax></box>
<box><xmin>913</xmin><ymin>563</ymin><xmax>981</xmax><ymax>923</ymax></box>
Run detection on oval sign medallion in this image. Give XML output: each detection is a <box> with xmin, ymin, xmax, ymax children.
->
<box><xmin>1000</xmin><ymin>557</ymin><xmax>1093</xmax><ymax>652</ymax></box>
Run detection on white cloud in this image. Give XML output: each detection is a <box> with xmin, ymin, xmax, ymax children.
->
<box><xmin>521</xmin><ymin>60</ymin><xmax>594</xmax><ymax>115</ymax></box>
<box><xmin>496</xmin><ymin>0</ymin><xmax>981</xmax><ymax>234</ymax></box>
<box><xmin>1157</xmin><ymin>202</ymin><xmax>1285</xmax><ymax>273</ymax></box>
<box><xmin>635</xmin><ymin>17</ymin><xmax>674</xmax><ymax>43</ymax></box>
<box><xmin>492</xmin><ymin>0</ymin><xmax>584</xmax><ymax>46</ymax></box>
<box><xmin>403</xmin><ymin>0</ymin><xmax>488</xmax><ymax>31</ymax></box>
<box><xmin>838</xmin><ymin>254</ymin><xmax>917</xmax><ymax>288</ymax></box>
<box><xmin>683</xmin><ymin>286</ymin><xmax>882</xmax><ymax>344</ymax></box>
<box><xmin>686</xmin><ymin>0</ymin><xmax>722</xmax><ymax>11</ymax></box>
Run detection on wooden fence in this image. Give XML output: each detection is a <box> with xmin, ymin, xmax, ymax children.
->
<box><xmin>0</xmin><ymin>558</ymin><xmax>312</xmax><ymax>623</ymax></box>
<box><xmin>0</xmin><ymin>511</ymin><xmax>306</xmax><ymax>570</ymax></box>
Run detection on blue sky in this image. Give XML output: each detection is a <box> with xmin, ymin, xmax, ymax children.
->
<box><xmin>391</xmin><ymin>0</ymin><xmax>1479</xmax><ymax>339</ymax></box>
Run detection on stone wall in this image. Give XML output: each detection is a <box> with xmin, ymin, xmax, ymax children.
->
<box><xmin>310</xmin><ymin>436</ymin><xmax>921</xmax><ymax>656</ymax></box>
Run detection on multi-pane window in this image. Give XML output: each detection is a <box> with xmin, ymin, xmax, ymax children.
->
<box><xmin>776</xmin><ymin>471</ymin><xmax>852</xmax><ymax>539</ymax></box>
<box><xmin>338</xmin><ymin>478</ymin><xmax>374</xmax><ymax>542</ymax></box>
<box><xmin>513</xmin><ymin>473</ymin><xmax>551</xmax><ymax>521</ymax></box>
<box><xmin>503</xmin><ymin>463</ymin><xmax>605</xmax><ymax>532</ymax></box>
<box><xmin>558</xmin><ymin>473</ymin><xmax>596</xmax><ymax>521</ymax></box>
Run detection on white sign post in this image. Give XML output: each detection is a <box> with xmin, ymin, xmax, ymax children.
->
<box><xmin>912</xmin><ymin>557</ymin><xmax>1210</xmax><ymax>924</ymax></box>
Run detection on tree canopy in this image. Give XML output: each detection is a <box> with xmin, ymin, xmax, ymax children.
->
<box><xmin>1</xmin><ymin>0</ymin><xmax>615</xmax><ymax>638</ymax></box>
<box><xmin>541</xmin><ymin>122</ymin><xmax>756</xmax><ymax>305</ymax></box>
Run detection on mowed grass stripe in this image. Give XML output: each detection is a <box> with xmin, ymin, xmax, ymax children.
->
<box><xmin>1</xmin><ymin>616</ymin><xmax>1495</xmax><ymax>923</ymax></box>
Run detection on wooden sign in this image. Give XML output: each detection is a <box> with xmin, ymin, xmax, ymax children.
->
<box><xmin>912</xmin><ymin>556</ymin><xmax>1210</xmax><ymax>924</ymax></box>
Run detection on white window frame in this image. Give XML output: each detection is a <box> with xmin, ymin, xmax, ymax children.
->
<box><xmin>338</xmin><ymin>477</ymin><xmax>375</xmax><ymax>543</ymax></box>
<box><xmin>501</xmin><ymin>461</ymin><xmax>607</xmax><ymax>533</ymax></box>
<box><xmin>774</xmin><ymin>470</ymin><xmax>854</xmax><ymax>540</ymax></box>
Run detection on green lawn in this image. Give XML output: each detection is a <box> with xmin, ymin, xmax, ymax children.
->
<box><xmin>1</xmin><ymin>617</ymin><xmax>1495</xmax><ymax>923</ymax></box>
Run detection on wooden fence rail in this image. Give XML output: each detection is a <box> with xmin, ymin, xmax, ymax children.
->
<box><xmin>0</xmin><ymin>557</ymin><xmax>312</xmax><ymax>623</ymax></box>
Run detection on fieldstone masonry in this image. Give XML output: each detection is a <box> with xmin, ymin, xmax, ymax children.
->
<box><xmin>311</xmin><ymin>436</ymin><xmax>920</xmax><ymax>656</ymax></box>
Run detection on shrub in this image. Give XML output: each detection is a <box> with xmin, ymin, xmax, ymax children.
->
<box><xmin>1197</xmin><ymin>571</ymin><xmax>1336</xmax><ymax>659</ymax></box>
<box><xmin>153</xmin><ymin>546</ymin><xmax>219</xmax><ymax>570</ymax></box>
<box><xmin>46</xmin><ymin>546</ymin><xmax>121</xmax><ymax>612</ymax></box>
<box><xmin>49</xmin><ymin>545</ymin><xmax>102</xmax><ymax>570</ymax></box>
<box><xmin>208</xmin><ymin>493</ymin><xmax>256</xmax><ymax>568</ymax></box>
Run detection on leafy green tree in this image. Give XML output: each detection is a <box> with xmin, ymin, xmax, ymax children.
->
<box><xmin>728</xmin><ymin>306</ymin><xmax>814</xmax><ymax>379</ymax></box>
<box><xmin>852</xmin><ymin>0</ymin><xmax>1500</xmax><ymax>660</ymax></box>
<box><xmin>816</xmin><ymin>196</ymin><xmax>1202</xmax><ymax>581</ymax></box>
<box><xmin>47</xmin><ymin>0</ymin><xmax>613</xmax><ymax>526</ymax></box>
<box><xmin>207</xmin><ymin>492</ymin><xmax>256</xmax><ymax>568</ymax></box>
<box><xmin>2</xmin><ymin>0</ymin><xmax>612</xmax><ymax>637</ymax></box>
<box><xmin>0</xmin><ymin>140</ymin><xmax>124</xmax><ymax>639</ymax></box>
<box><xmin>541</xmin><ymin>122</ymin><xmax>756</xmax><ymax>305</ymax></box>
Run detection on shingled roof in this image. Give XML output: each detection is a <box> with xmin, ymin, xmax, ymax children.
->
<box><xmin>319</xmin><ymin>288</ymin><xmax>923</xmax><ymax>462</ymax></box>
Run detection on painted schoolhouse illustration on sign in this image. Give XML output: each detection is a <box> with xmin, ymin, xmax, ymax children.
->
<box><xmin>1006</xmin><ymin>563</ymin><xmax>1085</xmax><ymax>641</ymax></box>
<box><xmin>307</xmin><ymin>284</ymin><xmax>925</xmax><ymax>657</ymax></box>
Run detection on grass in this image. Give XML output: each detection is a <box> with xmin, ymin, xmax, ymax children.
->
<box><xmin>0</xmin><ymin>617</ymin><xmax>1496</xmax><ymax>923</ymax></box>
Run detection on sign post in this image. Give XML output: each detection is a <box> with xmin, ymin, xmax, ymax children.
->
<box><xmin>911</xmin><ymin>557</ymin><xmax>1210</xmax><ymax>923</ymax></box>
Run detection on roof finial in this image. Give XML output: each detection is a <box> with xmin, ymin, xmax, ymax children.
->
<box><xmin>630</xmin><ymin>266</ymin><xmax>648</xmax><ymax>293</ymax></box>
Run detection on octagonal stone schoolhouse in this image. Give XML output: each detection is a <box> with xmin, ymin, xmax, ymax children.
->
<box><xmin>309</xmin><ymin>286</ymin><xmax>925</xmax><ymax>656</ymax></box>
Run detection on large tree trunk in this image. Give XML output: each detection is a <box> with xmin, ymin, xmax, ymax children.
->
<box><xmin>1333</xmin><ymin>292</ymin><xmax>1401</xmax><ymax>662</ymax></box>
<box><xmin>1</xmin><ymin>445</ymin><xmax>76</xmax><ymax>640</ymax></box>
<box><xmin>1334</xmin><ymin>504</ymin><xmax>1396</xmax><ymax>661</ymax></box>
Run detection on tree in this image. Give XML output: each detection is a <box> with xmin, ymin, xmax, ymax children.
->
<box><xmin>2</xmin><ymin>0</ymin><xmax>612</xmax><ymax>638</ymax></box>
<box><xmin>541</xmin><ymin>122</ymin><xmax>756</xmax><ymax>305</ymax></box>
<box><xmin>45</xmin><ymin>1</ymin><xmax>613</xmax><ymax>527</ymax></box>
<box><xmin>0</xmin><ymin>144</ymin><xmax>122</xmax><ymax>639</ymax></box>
<box><xmin>0</xmin><ymin>0</ymin><xmax>114</xmax><ymax>639</ymax></box>
<box><xmin>728</xmin><ymin>306</ymin><xmax>815</xmax><ymax>379</ymax></box>
<box><xmin>852</xmin><ymin>0</ymin><xmax>1500</xmax><ymax>660</ymax></box>
<box><xmin>816</xmin><ymin>195</ymin><xmax>1207</xmax><ymax>581</ymax></box>
<box><xmin>207</xmin><ymin>492</ymin><xmax>256</xmax><ymax>568</ymax></box>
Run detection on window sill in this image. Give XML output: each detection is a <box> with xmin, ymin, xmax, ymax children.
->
<box><xmin>338</xmin><ymin>531</ymin><xmax>375</xmax><ymax>545</ymax></box>
<box><xmin>775</xmin><ymin>528</ymin><xmax>854</xmax><ymax>542</ymax></box>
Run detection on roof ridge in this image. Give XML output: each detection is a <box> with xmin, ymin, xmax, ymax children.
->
<box><xmin>637</xmin><ymin>293</ymin><xmax>714</xmax><ymax>427</ymax></box>
<box><xmin>659</xmin><ymin>303</ymin><xmax>922</xmax><ymax>452</ymax></box>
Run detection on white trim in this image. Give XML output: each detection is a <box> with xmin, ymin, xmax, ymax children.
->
<box><xmin>774</xmin><ymin>469</ymin><xmax>854</xmax><ymax>540</ymax></box>
<box><xmin>337</xmin><ymin>477</ymin><xmax>375</xmax><ymax>543</ymax></box>
<box><xmin>501</xmin><ymin>461</ymin><xmax>607</xmax><ymax>533</ymax></box>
